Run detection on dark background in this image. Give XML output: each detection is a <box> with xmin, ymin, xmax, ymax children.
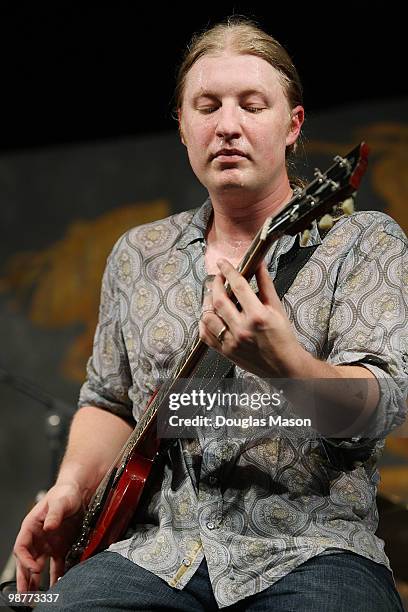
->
<box><xmin>1</xmin><ymin>2</ymin><xmax>407</xmax><ymax>594</ymax></box>
<box><xmin>0</xmin><ymin>1</ymin><xmax>405</xmax><ymax>152</ymax></box>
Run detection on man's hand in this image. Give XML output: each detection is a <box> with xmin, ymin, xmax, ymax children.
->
<box><xmin>199</xmin><ymin>257</ymin><xmax>380</xmax><ymax>434</ymax></box>
<box><xmin>199</xmin><ymin>258</ymin><xmax>306</xmax><ymax>377</ymax></box>
<box><xmin>12</xmin><ymin>406</ymin><xmax>134</xmax><ymax>592</ymax></box>
<box><xmin>14</xmin><ymin>482</ymin><xmax>85</xmax><ymax>591</ymax></box>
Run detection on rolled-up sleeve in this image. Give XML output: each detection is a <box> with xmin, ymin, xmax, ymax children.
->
<box><xmin>326</xmin><ymin>213</ymin><xmax>408</xmax><ymax>442</ymax></box>
<box><xmin>78</xmin><ymin>240</ymin><xmax>135</xmax><ymax>427</ymax></box>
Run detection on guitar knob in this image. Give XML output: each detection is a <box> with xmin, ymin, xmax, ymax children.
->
<box><xmin>300</xmin><ymin>229</ymin><xmax>311</xmax><ymax>246</ymax></box>
<box><xmin>341</xmin><ymin>197</ymin><xmax>355</xmax><ymax>216</ymax></box>
<box><xmin>318</xmin><ymin>214</ymin><xmax>334</xmax><ymax>230</ymax></box>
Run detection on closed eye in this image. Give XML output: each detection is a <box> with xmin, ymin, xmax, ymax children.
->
<box><xmin>197</xmin><ymin>106</ymin><xmax>265</xmax><ymax>115</ymax></box>
<box><xmin>243</xmin><ymin>107</ymin><xmax>265</xmax><ymax>113</ymax></box>
<box><xmin>197</xmin><ymin>107</ymin><xmax>218</xmax><ymax>114</ymax></box>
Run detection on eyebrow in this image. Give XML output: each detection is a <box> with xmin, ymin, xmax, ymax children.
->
<box><xmin>192</xmin><ymin>88</ymin><xmax>270</xmax><ymax>104</ymax></box>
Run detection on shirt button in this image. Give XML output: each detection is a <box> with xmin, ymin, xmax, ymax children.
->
<box><xmin>182</xmin><ymin>558</ymin><xmax>191</xmax><ymax>567</ymax></box>
<box><xmin>207</xmin><ymin>521</ymin><xmax>216</xmax><ymax>530</ymax></box>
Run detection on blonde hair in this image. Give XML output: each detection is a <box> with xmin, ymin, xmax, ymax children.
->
<box><xmin>173</xmin><ymin>16</ymin><xmax>305</xmax><ymax>185</ymax></box>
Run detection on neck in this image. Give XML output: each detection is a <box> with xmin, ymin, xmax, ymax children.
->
<box><xmin>207</xmin><ymin>180</ymin><xmax>293</xmax><ymax>247</ymax></box>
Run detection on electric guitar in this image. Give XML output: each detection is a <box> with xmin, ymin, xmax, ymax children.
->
<box><xmin>65</xmin><ymin>142</ymin><xmax>369</xmax><ymax>571</ymax></box>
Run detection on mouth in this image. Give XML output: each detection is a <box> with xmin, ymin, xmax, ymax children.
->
<box><xmin>212</xmin><ymin>149</ymin><xmax>249</xmax><ymax>161</ymax></box>
<box><xmin>215</xmin><ymin>154</ymin><xmax>247</xmax><ymax>163</ymax></box>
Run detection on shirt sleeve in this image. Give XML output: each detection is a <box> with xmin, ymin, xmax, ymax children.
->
<box><xmin>325</xmin><ymin>212</ymin><xmax>408</xmax><ymax>446</ymax></box>
<box><xmin>77</xmin><ymin>239</ymin><xmax>136</xmax><ymax>427</ymax></box>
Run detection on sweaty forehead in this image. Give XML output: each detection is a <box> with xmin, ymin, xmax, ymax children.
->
<box><xmin>184</xmin><ymin>53</ymin><xmax>285</xmax><ymax>101</ymax></box>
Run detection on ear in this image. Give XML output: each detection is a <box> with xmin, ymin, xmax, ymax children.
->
<box><xmin>285</xmin><ymin>105</ymin><xmax>304</xmax><ymax>147</ymax></box>
<box><xmin>177</xmin><ymin>109</ymin><xmax>187</xmax><ymax>146</ymax></box>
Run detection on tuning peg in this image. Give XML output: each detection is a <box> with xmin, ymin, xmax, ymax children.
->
<box><xmin>300</xmin><ymin>229</ymin><xmax>311</xmax><ymax>246</ymax></box>
<box><xmin>318</xmin><ymin>214</ymin><xmax>334</xmax><ymax>231</ymax></box>
<box><xmin>341</xmin><ymin>197</ymin><xmax>355</xmax><ymax>216</ymax></box>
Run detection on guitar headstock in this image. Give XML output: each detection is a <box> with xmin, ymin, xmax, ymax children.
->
<box><xmin>265</xmin><ymin>142</ymin><xmax>369</xmax><ymax>240</ymax></box>
<box><xmin>235</xmin><ymin>142</ymin><xmax>369</xmax><ymax>280</ymax></box>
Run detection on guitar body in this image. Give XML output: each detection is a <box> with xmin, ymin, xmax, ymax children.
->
<box><xmin>79</xmin><ymin>451</ymin><xmax>155</xmax><ymax>562</ymax></box>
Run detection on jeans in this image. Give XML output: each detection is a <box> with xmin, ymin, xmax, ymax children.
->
<box><xmin>35</xmin><ymin>550</ymin><xmax>404</xmax><ymax>611</ymax></box>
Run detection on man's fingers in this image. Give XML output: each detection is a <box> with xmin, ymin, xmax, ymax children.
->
<box><xmin>27</xmin><ymin>569</ymin><xmax>43</xmax><ymax>592</ymax></box>
<box><xmin>16</xmin><ymin>560</ymin><xmax>30</xmax><ymax>592</ymax></box>
<box><xmin>14</xmin><ymin>501</ymin><xmax>51</xmax><ymax>567</ymax></box>
<box><xmin>255</xmin><ymin>261</ymin><xmax>281</xmax><ymax>307</ymax></box>
<box><xmin>210</xmin><ymin>273</ymin><xmax>241</xmax><ymax>332</ymax></box>
<box><xmin>14</xmin><ymin>521</ymin><xmax>42</xmax><ymax>572</ymax></box>
<box><xmin>14</xmin><ymin>539</ymin><xmax>47</xmax><ymax>573</ymax></box>
<box><xmin>50</xmin><ymin>556</ymin><xmax>65</xmax><ymax>587</ymax></box>
<box><xmin>14</xmin><ymin>544</ymin><xmax>39</xmax><ymax>572</ymax></box>
<box><xmin>216</xmin><ymin>259</ymin><xmax>261</xmax><ymax>313</ymax></box>
<box><xmin>16</xmin><ymin>558</ymin><xmax>42</xmax><ymax>592</ymax></box>
<box><xmin>13</xmin><ymin>498</ymin><xmax>64</xmax><ymax>592</ymax></box>
<box><xmin>199</xmin><ymin>318</ymin><xmax>221</xmax><ymax>349</ymax></box>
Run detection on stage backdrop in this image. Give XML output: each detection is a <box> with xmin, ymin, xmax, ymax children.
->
<box><xmin>1</xmin><ymin>97</ymin><xmax>407</xmax><ymax>572</ymax></box>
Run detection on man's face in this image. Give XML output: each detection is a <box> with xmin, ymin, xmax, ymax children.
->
<box><xmin>179</xmin><ymin>52</ymin><xmax>303</xmax><ymax>199</ymax></box>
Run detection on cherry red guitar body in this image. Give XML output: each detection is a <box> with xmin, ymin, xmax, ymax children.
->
<box><xmin>79</xmin><ymin>448</ymin><xmax>157</xmax><ymax>562</ymax></box>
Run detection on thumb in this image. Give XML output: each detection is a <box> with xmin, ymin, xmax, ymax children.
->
<box><xmin>256</xmin><ymin>261</ymin><xmax>281</xmax><ymax>307</ymax></box>
<box><xmin>43</xmin><ymin>500</ymin><xmax>65</xmax><ymax>531</ymax></box>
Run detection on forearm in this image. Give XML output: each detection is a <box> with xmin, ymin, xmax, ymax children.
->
<box><xmin>56</xmin><ymin>405</ymin><xmax>134</xmax><ymax>504</ymax></box>
<box><xmin>281</xmin><ymin>347</ymin><xmax>380</xmax><ymax>435</ymax></box>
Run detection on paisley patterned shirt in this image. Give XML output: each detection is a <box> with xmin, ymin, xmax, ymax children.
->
<box><xmin>78</xmin><ymin>198</ymin><xmax>408</xmax><ymax>608</ymax></box>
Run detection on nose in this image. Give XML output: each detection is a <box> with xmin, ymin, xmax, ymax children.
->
<box><xmin>215</xmin><ymin>103</ymin><xmax>242</xmax><ymax>141</ymax></box>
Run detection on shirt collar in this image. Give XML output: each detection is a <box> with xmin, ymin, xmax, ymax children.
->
<box><xmin>176</xmin><ymin>196</ymin><xmax>322</xmax><ymax>252</ymax></box>
<box><xmin>176</xmin><ymin>197</ymin><xmax>213</xmax><ymax>250</ymax></box>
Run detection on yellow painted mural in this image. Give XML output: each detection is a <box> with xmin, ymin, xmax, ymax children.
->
<box><xmin>0</xmin><ymin>199</ymin><xmax>169</xmax><ymax>381</ymax></box>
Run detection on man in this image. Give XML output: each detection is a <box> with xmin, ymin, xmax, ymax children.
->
<box><xmin>13</xmin><ymin>16</ymin><xmax>407</xmax><ymax>611</ymax></box>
